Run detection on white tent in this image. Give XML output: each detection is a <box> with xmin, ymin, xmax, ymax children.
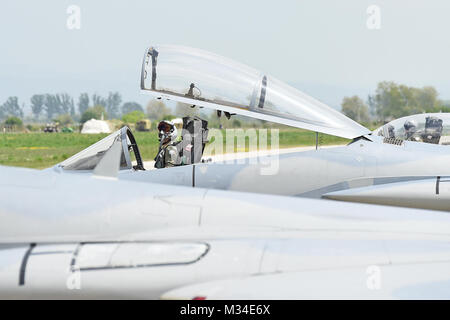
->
<box><xmin>81</xmin><ymin>119</ymin><xmax>111</xmax><ymax>134</ymax></box>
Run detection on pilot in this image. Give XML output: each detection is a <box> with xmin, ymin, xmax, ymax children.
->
<box><xmin>403</xmin><ymin>119</ymin><xmax>417</xmax><ymax>140</ymax></box>
<box><xmin>154</xmin><ymin>120</ymin><xmax>180</xmax><ymax>168</ymax></box>
<box><xmin>386</xmin><ymin>124</ymin><xmax>395</xmax><ymax>139</ymax></box>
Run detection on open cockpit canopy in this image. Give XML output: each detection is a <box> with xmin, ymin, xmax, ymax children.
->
<box><xmin>57</xmin><ymin>127</ymin><xmax>144</xmax><ymax>171</ymax></box>
<box><xmin>140</xmin><ymin>45</ymin><xmax>370</xmax><ymax>139</ymax></box>
<box><xmin>374</xmin><ymin>113</ymin><xmax>450</xmax><ymax>145</ymax></box>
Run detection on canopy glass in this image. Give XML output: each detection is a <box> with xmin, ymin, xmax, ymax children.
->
<box><xmin>140</xmin><ymin>45</ymin><xmax>370</xmax><ymax>139</ymax></box>
<box><xmin>374</xmin><ymin>113</ymin><xmax>450</xmax><ymax>145</ymax></box>
<box><xmin>57</xmin><ymin>127</ymin><xmax>144</xmax><ymax>171</ymax></box>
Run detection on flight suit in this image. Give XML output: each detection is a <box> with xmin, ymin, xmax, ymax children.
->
<box><xmin>164</xmin><ymin>144</ymin><xmax>180</xmax><ymax>167</ymax></box>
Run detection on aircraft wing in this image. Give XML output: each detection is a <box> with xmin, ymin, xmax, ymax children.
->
<box><xmin>140</xmin><ymin>45</ymin><xmax>370</xmax><ymax>139</ymax></box>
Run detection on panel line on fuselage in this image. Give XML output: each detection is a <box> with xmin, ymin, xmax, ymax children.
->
<box><xmin>18</xmin><ymin>243</ymin><xmax>36</xmax><ymax>286</ymax></box>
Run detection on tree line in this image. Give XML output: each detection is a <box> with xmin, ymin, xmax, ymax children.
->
<box><xmin>341</xmin><ymin>81</ymin><xmax>449</xmax><ymax>124</ymax></box>
<box><xmin>3</xmin><ymin>81</ymin><xmax>446</xmax><ymax>128</ymax></box>
<box><xmin>0</xmin><ymin>92</ymin><xmax>144</xmax><ymax>123</ymax></box>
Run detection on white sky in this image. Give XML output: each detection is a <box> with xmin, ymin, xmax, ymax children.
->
<box><xmin>1</xmin><ymin>0</ymin><xmax>450</xmax><ymax>113</ymax></box>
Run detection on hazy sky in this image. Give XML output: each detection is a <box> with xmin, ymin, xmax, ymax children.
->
<box><xmin>1</xmin><ymin>0</ymin><xmax>450</xmax><ymax>113</ymax></box>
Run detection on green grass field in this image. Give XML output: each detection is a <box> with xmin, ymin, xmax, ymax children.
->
<box><xmin>0</xmin><ymin>129</ymin><xmax>349</xmax><ymax>169</ymax></box>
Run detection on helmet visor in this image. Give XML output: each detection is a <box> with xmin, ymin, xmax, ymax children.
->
<box><xmin>158</xmin><ymin>121</ymin><xmax>172</xmax><ymax>133</ymax></box>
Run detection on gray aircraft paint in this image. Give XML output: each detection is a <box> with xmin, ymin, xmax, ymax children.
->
<box><xmin>118</xmin><ymin>135</ymin><xmax>450</xmax><ymax>200</ymax></box>
<box><xmin>323</xmin><ymin>176</ymin><xmax>450</xmax><ymax>211</ymax></box>
<box><xmin>2</xmin><ymin>164</ymin><xmax>450</xmax><ymax>299</ymax></box>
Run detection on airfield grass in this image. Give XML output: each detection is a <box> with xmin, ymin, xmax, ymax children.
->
<box><xmin>0</xmin><ymin>129</ymin><xmax>348</xmax><ymax>169</ymax></box>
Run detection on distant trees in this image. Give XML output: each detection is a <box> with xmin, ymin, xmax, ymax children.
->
<box><xmin>342</xmin><ymin>81</ymin><xmax>444</xmax><ymax>123</ymax></box>
<box><xmin>30</xmin><ymin>93</ymin><xmax>75</xmax><ymax>120</ymax></box>
<box><xmin>59</xmin><ymin>93</ymin><xmax>75</xmax><ymax>116</ymax></box>
<box><xmin>122</xmin><ymin>110</ymin><xmax>146</xmax><ymax>124</ymax></box>
<box><xmin>341</xmin><ymin>96</ymin><xmax>369</xmax><ymax>123</ymax></box>
<box><xmin>80</xmin><ymin>105</ymin><xmax>107</xmax><ymax>123</ymax></box>
<box><xmin>44</xmin><ymin>94</ymin><xmax>61</xmax><ymax>120</ymax></box>
<box><xmin>78</xmin><ymin>93</ymin><xmax>90</xmax><ymax>115</ymax></box>
<box><xmin>6</xmin><ymin>80</ymin><xmax>447</xmax><ymax>127</ymax></box>
<box><xmin>106</xmin><ymin>92</ymin><xmax>122</xmax><ymax>119</ymax></box>
<box><xmin>78</xmin><ymin>92</ymin><xmax>122</xmax><ymax>119</ymax></box>
<box><xmin>146</xmin><ymin>100</ymin><xmax>170</xmax><ymax>120</ymax></box>
<box><xmin>5</xmin><ymin>116</ymin><xmax>23</xmax><ymax>126</ymax></box>
<box><xmin>1</xmin><ymin>92</ymin><xmax>154</xmax><ymax>125</ymax></box>
<box><xmin>122</xmin><ymin>102</ymin><xmax>143</xmax><ymax>114</ymax></box>
<box><xmin>367</xmin><ymin>81</ymin><xmax>442</xmax><ymax>121</ymax></box>
<box><xmin>91</xmin><ymin>94</ymin><xmax>107</xmax><ymax>108</ymax></box>
<box><xmin>55</xmin><ymin>114</ymin><xmax>74</xmax><ymax>126</ymax></box>
<box><xmin>0</xmin><ymin>97</ymin><xmax>23</xmax><ymax>119</ymax></box>
<box><xmin>30</xmin><ymin>94</ymin><xmax>45</xmax><ymax>119</ymax></box>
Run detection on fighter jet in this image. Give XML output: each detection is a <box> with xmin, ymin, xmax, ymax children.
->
<box><xmin>3</xmin><ymin>45</ymin><xmax>450</xmax><ymax>299</ymax></box>
<box><xmin>50</xmin><ymin>45</ymin><xmax>450</xmax><ymax>212</ymax></box>
<box><xmin>2</xmin><ymin>150</ymin><xmax>450</xmax><ymax>299</ymax></box>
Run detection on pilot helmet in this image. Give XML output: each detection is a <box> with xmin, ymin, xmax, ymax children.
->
<box><xmin>404</xmin><ymin>119</ymin><xmax>417</xmax><ymax>131</ymax></box>
<box><xmin>158</xmin><ymin>120</ymin><xmax>178</xmax><ymax>143</ymax></box>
